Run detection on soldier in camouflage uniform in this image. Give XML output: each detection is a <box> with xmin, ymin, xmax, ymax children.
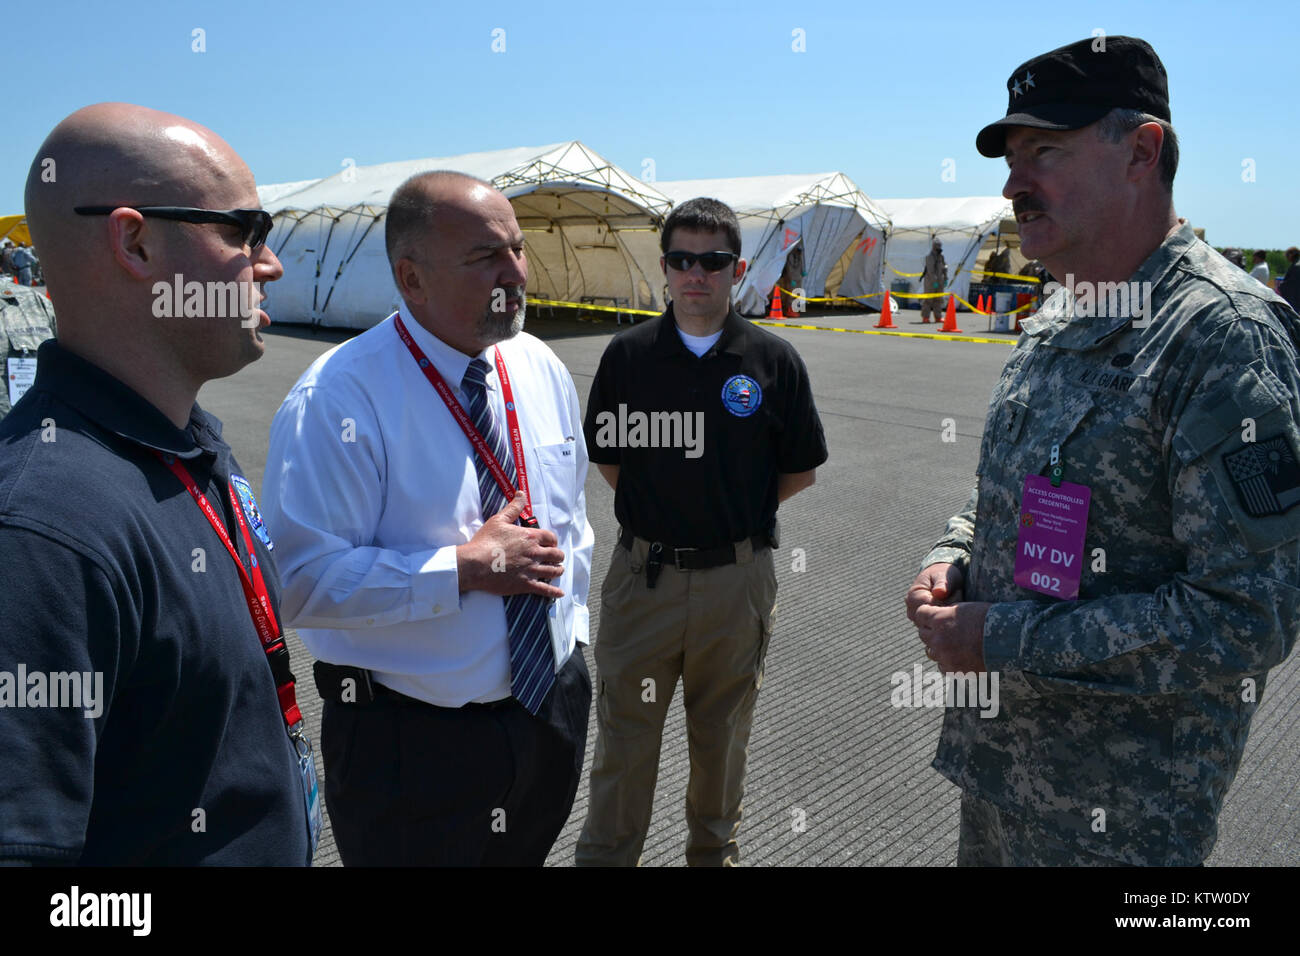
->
<box><xmin>0</xmin><ymin>279</ymin><xmax>56</xmax><ymax>420</ymax></box>
<box><xmin>918</xmin><ymin>239</ymin><xmax>947</xmax><ymax>323</ymax></box>
<box><xmin>905</xmin><ymin>36</ymin><xmax>1300</xmax><ymax>865</ymax></box>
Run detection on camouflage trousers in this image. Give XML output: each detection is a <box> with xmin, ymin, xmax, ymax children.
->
<box><xmin>958</xmin><ymin>791</ymin><xmax>1130</xmax><ymax>867</ymax></box>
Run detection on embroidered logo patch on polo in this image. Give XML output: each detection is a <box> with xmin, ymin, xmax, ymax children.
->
<box><xmin>231</xmin><ymin>474</ymin><xmax>275</xmax><ymax>551</ymax></box>
<box><xmin>1222</xmin><ymin>435</ymin><xmax>1300</xmax><ymax>517</ymax></box>
<box><xmin>721</xmin><ymin>374</ymin><xmax>762</xmax><ymax>418</ymax></box>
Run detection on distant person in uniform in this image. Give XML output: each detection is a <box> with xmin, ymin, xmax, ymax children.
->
<box><xmin>905</xmin><ymin>36</ymin><xmax>1300</xmax><ymax>866</ymax></box>
<box><xmin>983</xmin><ymin>245</ymin><xmax>1013</xmax><ymax>314</ymax></box>
<box><xmin>1018</xmin><ymin>258</ymin><xmax>1049</xmax><ymax>313</ymax></box>
<box><xmin>985</xmin><ymin>244</ymin><xmax>1012</xmax><ymax>279</ymax></box>
<box><xmin>919</xmin><ymin>238</ymin><xmax>947</xmax><ymax>323</ymax></box>
<box><xmin>0</xmin><ymin>103</ymin><xmax>314</xmax><ymax>865</ymax></box>
<box><xmin>779</xmin><ymin>243</ymin><xmax>804</xmax><ymax>317</ymax></box>
<box><xmin>1280</xmin><ymin>246</ymin><xmax>1300</xmax><ymax>311</ymax></box>
<box><xmin>11</xmin><ymin>243</ymin><xmax>37</xmax><ymax>286</ymax></box>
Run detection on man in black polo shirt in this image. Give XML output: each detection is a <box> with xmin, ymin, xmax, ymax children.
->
<box><xmin>575</xmin><ymin>197</ymin><xmax>828</xmax><ymax>866</ymax></box>
<box><xmin>0</xmin><ymin>103</ymin><xmax>313</xmax><ymax>865</ymax></box>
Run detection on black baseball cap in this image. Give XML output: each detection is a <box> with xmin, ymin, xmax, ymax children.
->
<box><xmin>976</xmin><ymin>36</ymin><xmax>1170</xmax><ymax>157</ymax></box>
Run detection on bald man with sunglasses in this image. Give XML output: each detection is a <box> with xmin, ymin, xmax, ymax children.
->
<box><xmin>575</xmin><ymin>197</ymin><xmax>828</xmax><ymax>866</ymax></box>
<box><xmin>0</xmin><ymin>103</ymin><xmax>317</xmax><ymax>865</ymax></box>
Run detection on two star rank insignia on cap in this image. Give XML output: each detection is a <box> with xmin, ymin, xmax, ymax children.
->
<box><xmin>1011</xmin><ymin>71</ymin><xmax>1036</xmax><ymax>97</ymax></box>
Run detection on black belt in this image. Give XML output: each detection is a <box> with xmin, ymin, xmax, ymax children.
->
<box><xmin>617</xmin><ymin>527</ymin><xmax>770</xmax><ymax>571</ymax></box>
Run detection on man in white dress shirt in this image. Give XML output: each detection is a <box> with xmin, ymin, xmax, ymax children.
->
<box><xmin>1249</xmin><ymin>250</ymin><xmax>1272</xmax><ymax>288</ymax></box>
<box><xmin>262</xmin><ymin>171</ymin><xmax>593</xmax><ymax>866</ymax></box>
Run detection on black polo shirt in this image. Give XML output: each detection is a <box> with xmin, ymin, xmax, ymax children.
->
<box><xmin>0</xmin><ymin>340</ymin><xmax>310</xmax><ymax>865</ymax></box>
<box><xmin>584</xmin><ymin>305</ymin><xmax>827</xmax><ymax>549</ymax></box>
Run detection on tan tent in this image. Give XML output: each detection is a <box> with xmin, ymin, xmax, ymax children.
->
<box><xmin>259</xmin><ymin>143</ymin><xmax>672</xmax><ymax>329</ymax></box>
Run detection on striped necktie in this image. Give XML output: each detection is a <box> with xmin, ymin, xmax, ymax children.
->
<box><xmin>461</xmin><ymin>358</ymin><xmax>555</xmax><ymax>714</ymax></box>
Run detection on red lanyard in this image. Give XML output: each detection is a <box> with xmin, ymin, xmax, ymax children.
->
<box><xmin>156</xmin><ymin>452</ymin><xmax>304</xmax><ymax>732</ymax></box>
<box><xmin>393</xmin><ymin>313</ymin><xmax>538</xmax><ymax>527</ymax></box>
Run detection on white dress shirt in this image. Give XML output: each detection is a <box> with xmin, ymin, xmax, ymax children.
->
<box><xmin>261</xmin><ymin>304</ymin><xmax>593</xmax><ymax>707</ymax></box>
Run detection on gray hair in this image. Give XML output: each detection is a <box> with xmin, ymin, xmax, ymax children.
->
<box><xmin>384</xmin><ymin>170</ymin><xmax>495</xmax><ymax>278</ymax></box>
<box><xmin>1094</xmin><ymin>107</ymin><xmax>1178</xmax><ymax>190</ymax></box>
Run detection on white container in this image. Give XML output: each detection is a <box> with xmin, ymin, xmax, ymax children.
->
<box><xmin>993</xmin><ymin>313</ymin><xmax>1011</xmax><ymax>333</ymax></box>
<box><xmin>994</xmin><ymin>290</ymin><xmax>1015</xmax><ymax>313</ymax></box>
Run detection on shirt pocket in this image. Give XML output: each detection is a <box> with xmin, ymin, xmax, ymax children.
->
<box><xmin>977</xmin><ymin>390</ymin><xmax>1096</xmax><ymax>488</ymax></box>
<box><xmin>527</xmin><ymin>439</ymin><xmax>579</xmax><ymax>539</ymax></box>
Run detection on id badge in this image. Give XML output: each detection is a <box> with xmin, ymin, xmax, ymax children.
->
<box><xmin>546</xmin><ymin>598</ymin><xmax>570</xmax><ymax>674</ymax></box>
<box><xmin>1013</xmin><ymin>474</ymin><xmax>1091</xmax><ymax>600</ymax></box>
<box><xmin>295</xmin><ymin>733</ymin><xmax>323</xmax><ymax>858</ymax></box>
<box><xmin>7</xmin><ymin>356</ymin><xmax>37</xmax><ymax>406</ymax></box>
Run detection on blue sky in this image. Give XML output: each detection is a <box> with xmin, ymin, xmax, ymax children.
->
<box><xmin>9</xmin><ymin>0</ymin><xmax>1297</xmax><ymax>248</ymax></box>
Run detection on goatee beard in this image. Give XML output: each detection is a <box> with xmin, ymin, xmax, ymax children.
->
<box><xmin>476</xmin><ymin>299</ymin><xmax>526</xmax><ymax>346</ymax></box>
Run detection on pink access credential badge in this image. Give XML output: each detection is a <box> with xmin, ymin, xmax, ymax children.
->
<box><xmin>1013</xmin><ymin>474</ymin><xmax>1091</xmax><ymax>600</ymax></box>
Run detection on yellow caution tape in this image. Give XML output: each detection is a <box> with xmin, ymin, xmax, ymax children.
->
<box><xmin>526</xmin><ymin>291</ymin><xmax>1037</xmax><ymax>326</ymax></box>
<box><xmin>778</xmin><ymin>286</ymin><xmax>950</xmax><ymax>302</ymax></box>
<box><xmin>953</xmin><ymin>293</ymin><xmax>1039</xmax><ymax>316</ymax></box>
<box><xmin>776</xmin><ymin>286</ymin><xmax>884</xmax><ymax>304</ymax></box>
<box><xmin>775</xmin><ymin>286</ymin><xmax>1040</xmax><ymax>318</ymax></box>
<box><xmin>969</xmin><ymin>269</ymin><xmax>1042</xmax><ymax>283</ymax></box>
<box><xmin>753</xmin><ymin>319</ymin><xmax>1014</xmax><ymax>345</ymax></box>
<box><xmin>888</xmin><ymin>265</ymin><xmax>923</xmax><ymax>277</ymax></box>
<box><xmin>526</xmin><ymin>296</ymin><xmax>661</xmax><ymax>317</ymax></box>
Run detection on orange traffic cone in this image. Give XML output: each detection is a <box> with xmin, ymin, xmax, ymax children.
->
<box><xmin>768</xmin><ymin>286</ymin><xmax>785</xmax><ymax>320</ymax></box>
<box><xmin>976</xmin><ymin>294</ymin><xmax>986</xmax><ymax>314</ymax></box>
<box><xmin>875</xmin><ymin>290</ymin><xmax>896</xmax><ymax>329</ymax></box>
<box><xmin>940</xmin><ymin>294</ymin><xmax>963</xmax><ymax>333</ymax></box>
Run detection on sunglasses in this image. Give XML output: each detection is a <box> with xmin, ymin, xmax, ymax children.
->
<box><xmin>664</xmin><ymin>250</ymin><xmax>738</xmax><ymax>273</ymax></box>
<box><xmin>73</xmin><ymin>205</ymin><xmax>274</xmax><ymax>250</ymax></box>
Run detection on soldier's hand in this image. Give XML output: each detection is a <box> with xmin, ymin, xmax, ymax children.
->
<box><xmin>914</xmin><ymin>601</ymin><xmax>989</xmax><ymax>674</ymax></box>
<box><xmin>905</xmin><ymin>563</ymin><xmax>964</xmax><ymax>623</ymax></box>
<box><xmin>457</xmin><ymin>493</ymin><xmax>565</xmax><ymax>599</ymax></box>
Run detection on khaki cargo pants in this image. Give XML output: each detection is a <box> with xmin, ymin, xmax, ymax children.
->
<box><xmin>575</xmin><ymin>534</ymin><xmax>777</xmax><ymax>866</ymax></box>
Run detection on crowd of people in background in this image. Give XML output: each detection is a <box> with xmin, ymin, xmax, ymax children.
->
<box><xmin>0</xmin><ymin>239</ymin><xmax>41</xmax><ymax>286</ymax></box>
<box><xmin>1222</xmin><ymin>245</ymin><xmax>1299</xmax><ymax>311</ymax></box>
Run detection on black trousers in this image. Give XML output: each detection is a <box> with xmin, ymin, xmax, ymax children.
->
<box><xmin>321</xmin><ymin>649</ymin><xmax>591</xmax><ymax>866</ymax></box>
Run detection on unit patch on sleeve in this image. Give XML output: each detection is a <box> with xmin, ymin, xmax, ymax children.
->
<box><xmin>1222</xmin><ymin>435</ymin><xmax>1300</xmax><ymax>517</ymax></box>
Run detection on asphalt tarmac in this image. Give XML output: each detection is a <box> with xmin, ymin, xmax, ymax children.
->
<box><xmin>197</xmin><ymin>306</ymin><xmax>1300</xmax><ymax>866</ymax></box>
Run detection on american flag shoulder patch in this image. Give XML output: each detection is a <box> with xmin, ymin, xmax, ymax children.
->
<box><xmin>1222</xmin><ymin>435</ymin><xmax>1300</xmax><ymax>518</ymax></box>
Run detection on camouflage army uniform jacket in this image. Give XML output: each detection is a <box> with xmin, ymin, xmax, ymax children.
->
<box><xmin>922</xmin><ymin>223</ymin><xmax>1300</xmax><ymax>865</ymax></box>
<box><xmin>0</xmin><ymin>282</ymin><xmax>56</xmax><ymax>420</ymax></box>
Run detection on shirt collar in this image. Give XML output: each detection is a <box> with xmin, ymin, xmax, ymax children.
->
<box><xmin>31</xmin><ymin>339</ymin><xmax>221</xmax><ymax>458</ymax></box>
<box><xmin>394</xmin><ymin>302</ymin><xmax>494</xmax><ymax>392</ymax></box>
<box><xmin>652</xmin><ymin>303</ymin><xmax>751</xmax><ymax>359</ymax></box>
<box><xmin>1019</xmin><ymin>221</ymin><xmax>1199</xmax><ymax>350</ymax></box>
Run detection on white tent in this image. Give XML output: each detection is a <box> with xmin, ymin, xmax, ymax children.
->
<box><xmin>657</xmin><ymin>173</ymin><xmax>891</xmax><ymax>316</ymax></box>
<box><xmin>260</xmin><ymin>143</ymin><xmax>673</xmax><ymax>329</ymax></box>
<box><xmin>875</xmin><ymin>197</ymin><xmax>1014</xmax><ymax>306</ymax></box>
<box><xmin>257</xmin><ymin>178</ymin><xmax>321</xmax><ymax>207</ymax></box>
